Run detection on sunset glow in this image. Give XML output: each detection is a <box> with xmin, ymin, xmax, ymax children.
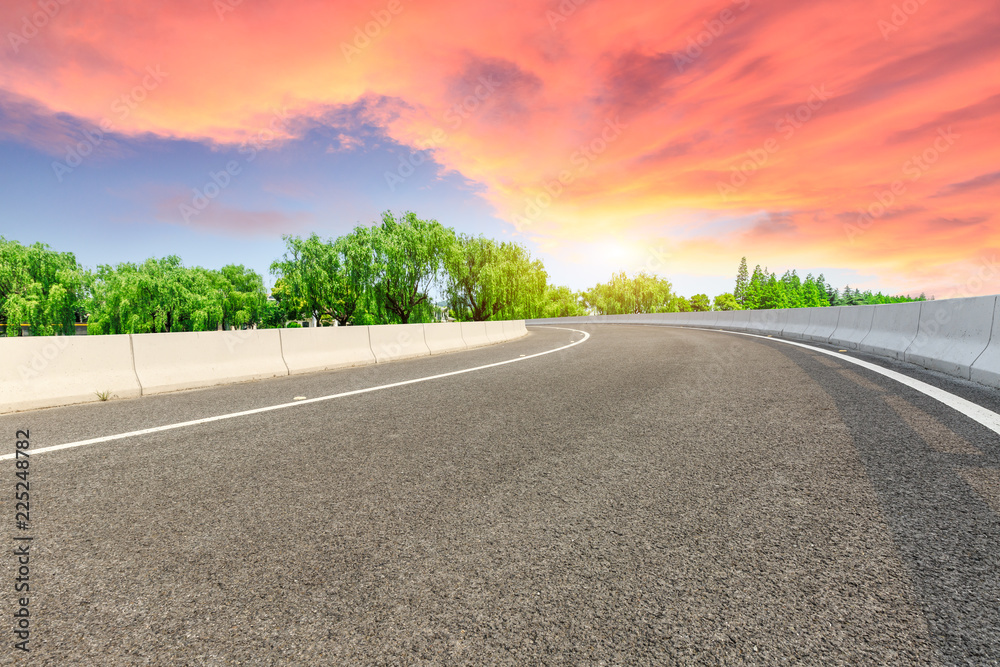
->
<box><xmin>1</xmin><ymin>0</ymin><xmax>997</xmax><ymax>296</ymax></box>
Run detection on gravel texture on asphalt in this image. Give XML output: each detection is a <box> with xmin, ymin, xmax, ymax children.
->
<box><xmin>1</xmin><ymin>324</ymin><xmax>998</xmax><ymax>665</ymax></box>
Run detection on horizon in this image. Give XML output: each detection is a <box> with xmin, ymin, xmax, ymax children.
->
<box><xmin>1</xmin><ymin>1</ymin><xmax>996</xmax><ymax>300</ymax></box>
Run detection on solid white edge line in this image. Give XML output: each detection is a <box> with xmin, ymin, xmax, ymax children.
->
<box><xmin>661</xmin><ymin>325</ymin><xmax>1000</xmax><ymax>438</ymax></box>
<box><xmin>0</xmin><ymin>327</ymin><xmax>589</xmax><ymax>460</ymax></box>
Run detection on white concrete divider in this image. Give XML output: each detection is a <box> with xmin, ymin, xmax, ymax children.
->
<box><xmin>132</xmin><ymin>329</ymin><xmax>288</xmax><ymax>395</ymax></box>
<box><xmin>0</xmin><ymin>334</ymin><xmax>142</xmax><ymax>413</ymax></box>
<box><xmin>485</xmin><ymin>320</ymin><xmax>507</xmax><ymax>343</ymax></box>
<box><xmin>502</xmin><ymin>319</ymin><xmax>528</xmax><ymax>341</ymax></box>
<box><xmin>748</xmin><ymin>309</ymin><xmax>785</xmax><ymax>335</ymax></box>
<box><xmin>422</xmin><ymin>322</ymin><xmax>469</xmax><ymax>355</ymax></box>
<box><xmin>698</xmin><ymin>311</ymin><xmax>721</xmax><ymax>327</ymax></box>
<box><xmin>858</xmin><ymin>301</ymin><xmax>922</xmax><ymax>360</ymax></box>
<box><xmin>904</xmin><ymin>295</ymin><xmax>996</xmax><ymax>379</ymax></box>
<box><xmin>369</xmin><ymin>323</ymin><xmax>431</xmax><ymax>363</ymax></box>
<box><xmin>727</xmin><ymin>311</ymin><xmax>752</xmax><ymax>330</ymax></box>
<box><xmin>714</xmin><ymin>311</ymin><xmax>735</xmax><ymax>328</ymax></box>
<box><xmin>461</xmin><ymin>321</ymin><xmax>492</xmax><ymax>348</ymax></box>
<box><xmin>279</xmin><ymin>325</ymin><xmax>376</xmax><ymax>374</ymax></box>
<box><xmin>828</xmin><ymin>305</ymin><xmax>875</xmax><ymax>349</ymax></box>
<box><xmin>970</xmin><ymin>300</ymin><xmax>1000</xmax><ymax>388</ymax></box>
<box><xmin>801</xmin><ymin>307</ymin><xmax>843</xmax><ymax>344</ymax></box>
<box><xmin>781</xmin><ymin>308</ymin><xmax>813</xmax><ymax>340</ymax></box>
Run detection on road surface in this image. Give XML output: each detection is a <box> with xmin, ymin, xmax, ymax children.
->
<box><xmin>1</xmin><ymin>324</ymin><xmax>998</xmax><ymax>665</ymax></box>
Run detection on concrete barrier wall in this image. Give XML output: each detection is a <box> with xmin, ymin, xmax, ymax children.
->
<box><xmin>369</xmin><ymin>323</ymin><xmax>431</xmax><ymax>363</ymax></box>
<box><xmin>781</xmin><ymin>308</ymin><xmax>813</xmax><ymax>340</ymax></box>
<box><xmin>423</xmin><ymin>322</ymin><xmax>468</xmax><ymax>355</ymax></box>
<box><xmin>802</xmin><ymin>307</ymin><xmax>843</xmax><ymax>344</ymax></box>
<box><xmin>749</xmin><ymin>309</ymin><xmax>785</xmax><ymax>335</ymax></box>
<box><xmin>858</xmin><ymin>301</ymin><xmax>923</xmax><ymax>360</ymax></box>
<box><xmin>461</xmin><ymin>321</ymin><xmax>492</xmax><ymax>347</ymax></box>
<box><xmin>132</xmin><ymin>329</ymin><xmax>288</xmax><ymax>395</ymax></box>
<box><xmin>484</xmin><ymin>320</ymin><xmax>507</xmax><ymax>343</ymax></box>
<box><xmin>280</xmin><ymin>326</ymin><xmax>376</xmax><ymax>374</ymax></box>
<box><xmin>828</xmin><ymin>305</ymin><xmax>875</xmax><ymax>350</ymax></box>
<box><xmin>502</xmin><ymin>319</ymin><xmax>528</xmax><ymax>341</ymax></box>
<box><xmin>3</xmin><ymin>320</ymin><xmax>528</xmax><ymax>413</ymax></box>
<box><xmin>905</xmin><ymin>296</ymin><xmax>995</xmax><ymax>379</ymax></box>
<box><xmin>728</xmin><ymin>311</ymin><xmax>751</xmax><ymax>330</ymax></box>
<box><xmin>0</xmin><ymin>334</ymin><xmax>142</xmax><ymax>414</ymax></box>
<box><xmin>715</xmin><ymin>311</ymin><xmax>735</xmax><ymax>328</ymax></box>
<box><xmin>971</xmin><ymin>303</ymin><xmax>1000</xmax><ymax>388</ymax></box>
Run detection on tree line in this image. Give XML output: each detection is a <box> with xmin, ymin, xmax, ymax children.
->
<box><xmin>0</xmin><ymin>212</ymin><xmax>571</xmax><ymax>335</ymax></box>
<box><xmin>0</xmin><ymin>226</ymin><xmax>928</xmax><ymax>336</ymax></box>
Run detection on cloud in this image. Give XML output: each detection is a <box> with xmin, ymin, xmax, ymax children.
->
<box><xmin>154</xmin><ymin>194</ymin><xmax>313</xmax><ymax>236</ymax></box>
<box><xmin>0</xmin><ymin>0</ymin><xmax>998</xmax><ymax>294</ymax></box>
<box><xmin>933</xmin><ymin>171</ymin><xmax>1000</xmax><ymax>198</ymax></box>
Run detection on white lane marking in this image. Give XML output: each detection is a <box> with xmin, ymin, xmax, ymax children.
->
<box><xmin>0</xmin><ymin>327</ymin><xmax>589</xmax><ymax>460</ymax></box>
<box><xmin>666</xmin><ymin>325</ymin><xmax>1000</xmax><ymax>437</ymax></box>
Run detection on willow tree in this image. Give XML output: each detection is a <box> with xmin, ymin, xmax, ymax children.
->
<box><xmin>86</xmin><ymin>256</ymin><xmax>266</xmax><ymax>334</ymax></box>
<box><xmin>583</xmin><ymin>271</ymin><xmax>675</xmax><ymax>315</ymax></box>
<box><xmin>540</xmin><ymin>285</ymin><xmax>586</xmax><ymax>318</ymax></box>
<box><xmin>0</xmin><ymin>237</ymin><xmax>85</xmax><ymax>336</ymax></box>
<box><xmin>270</xmin><ymin>233</ymin><xmax>367</xmax><ymax>326</ymax></box>
<box><xmin>354</xmin><ymin>212</ymin><xmax>455</xmax><ymax>324</ymax></box>
<box><xmin>444</xmin><ymin>235</ymin><xmax>548</xmax><ymax>321</ymax></box>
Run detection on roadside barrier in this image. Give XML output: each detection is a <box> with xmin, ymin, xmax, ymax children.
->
<box><xmin>858</xmin><ymin>301</ymin><xmax>922</xmax><ymax>360</ymax></box>
<box><xmin>369</xmin><ymin>323</ymin><xmax>431</xmax><ymax>363</ymax></box>
<box><xmin>1</xmin><ymin>334</ymin><xmax>141</xmax><ymax>413</ymax></box>
<box><xmin>132</xmin><ymin>329</ymin><xmax>288</xmax><ymax>394</ymax></box>
<box><xmin>280</xmin><ymin>326</ymin><xmax>376</xmax><ymax>374</ymax></box>
<box><xmin>905</xmin><ymin>296</ymin><xmax>995</xmax><ymax>379</ymax></box>
<box><xmin>423</xmin><ymin>322</ymin><xmax>468</xmax><ymax>355</ymax></box>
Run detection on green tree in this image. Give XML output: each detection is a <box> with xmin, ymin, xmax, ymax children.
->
<box><xmin>364</xmin><ymin>212</ymin><xmax>456</xmax><ymax>324</ymax></box>
<box><xmin>270</xmin><ymin>233</ymin><xmax>366</xmax><ymax>326</ymax></box>
<box><xmin>0</xmin><ymin>237</ymin><xmax>86</xmax><ymax>336</ymax></box>
<box><xmin>541</xmin><ymin>285</ymin><xmax>586</xmax><ymax>318</ymax></box>
<box><xmin>734</xmin><ymin>256</ymin><xmax>749</xmax><ymax>307</ymax></box>
<box><xmin>583</xmin><ymin>271</ymin><xmax>675</xmax><ymax>315</ymax></box>
<box><xmin>86</xmin><ymin>256</ymin><xmax>266</xmax><ymax>334</ymax></box>
<box><xmin>444</xmin><ymin>235</ymin><xmax>546</xmax><ymax>321</ymax></box>
<box><xmin>713</xmin><ymin>293</ymin><xmax>740</xmax><ymax>311</ymax></box>
<box><xmin>689</xmin><ymin>293</ymin><xmax>711</xmax><ymax>311</ymax></box>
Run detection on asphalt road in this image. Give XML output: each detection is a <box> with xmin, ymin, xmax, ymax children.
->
<box><xmin>2</xmin><ymin>324</ymin><xmax>999</xmax><ymax>665</ymax></box>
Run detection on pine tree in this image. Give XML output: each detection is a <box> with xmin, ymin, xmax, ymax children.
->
<box><xmin>734</xmin><ymin>257</ymin><xmax>749</xmax><ymax>306</ymax></box>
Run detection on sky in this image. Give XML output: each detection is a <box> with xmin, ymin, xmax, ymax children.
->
<box><xmin>0</xmin><ymin>0</ymin><xmax>998</xmax><ymax>299</ymax></box>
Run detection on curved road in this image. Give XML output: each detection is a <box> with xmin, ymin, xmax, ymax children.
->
<box><xmin>2</xmin><ymin>324</ymin><xmax>999</xmax><ymax>665</ymax></box>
